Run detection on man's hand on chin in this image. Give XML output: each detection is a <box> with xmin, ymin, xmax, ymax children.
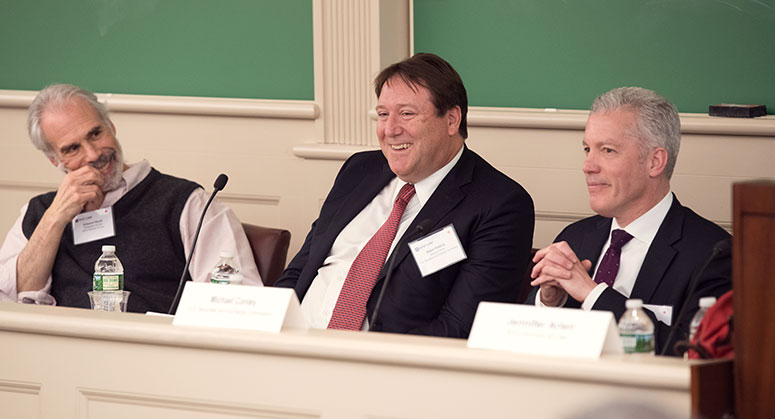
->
<box><xmin>49</xmin><ymin>166</ymin><xmax>106</xmax><ymax>224</ymax></box>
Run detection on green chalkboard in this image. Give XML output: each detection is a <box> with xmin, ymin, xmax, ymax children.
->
<box><xmin>414</xmin><ymin>0</ymin><xmax>775</xmax><ymax>114</ymax></box>
<box><xmin>0</xmin><ymin>0</ymin><xmax>313</xmax><ymax>100</ymax></box>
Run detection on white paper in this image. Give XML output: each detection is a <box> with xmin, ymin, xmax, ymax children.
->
<box><xmin>145</xmin><ymin>311</ymin><xmax>174</xmax><ymax>318</ymax></box>
<box><xmin>467</xmin><ymin>302</ymin><xmax>623</xmax><ymax>359</ymax></box>
<box><xmin>409</xmin><ymin>224</ymin><xmax>467</xmax><ymax>277</ymax></box>
<box><xmin>72</xmin><ymin>207</ymin><xmax>115</xmax><ymax>245</ymax></box>
<box><xmin>644</xmin><ymin>304</ymin><xmax>673</xmax><ymax>326</ymax></box>
<box><xmin>172</xmin><ymin>282</ymin><xmax>307</xmax><ymax>333</ymax></box>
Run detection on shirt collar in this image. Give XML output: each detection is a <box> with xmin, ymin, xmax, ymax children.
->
<box><xmin>612</xmin><ymin>191</ymin><xmax>673</xmax><ymax>246</ymax></box>
<box><xmin>391</xmin><ymin>146</ymin><xmax>464</xmax><ymax>205</ymax></box>
<box><xmin>107</xmin><ymin>159</ymin><xmax>151</xmax><ymax>198</ymax></box>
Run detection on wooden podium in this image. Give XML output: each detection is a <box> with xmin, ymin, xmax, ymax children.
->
<box><xmin>733</xmin><ymin>181</ymin><xmax>775</xmax><ymax>419</ymax></box>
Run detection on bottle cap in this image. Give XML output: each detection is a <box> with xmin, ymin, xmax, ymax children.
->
<box><xmin>219</xmin><ymin>251</ymin><xmax>234</xmax><ymax>258</ymax></box>
<box><xmin>699</xmin><ymin>296</ymin><xmax>717</xmax><ymax>308</ymax></box>
<box><xmin>102</xmin><ymin>245</ymin><xmax>116</xmax><ymax>252</ymax></box>
<box><xmin>625</xmin><ymin>299</ymin><xmax>643</xmax><ymax>309</ymax></box>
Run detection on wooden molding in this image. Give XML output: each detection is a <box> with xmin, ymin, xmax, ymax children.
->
<box><xmin>0</xmin><ymin>90</ymin><xmax>319</xmax><ymax>120</ymax></box>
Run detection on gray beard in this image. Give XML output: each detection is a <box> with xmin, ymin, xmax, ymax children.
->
<box><xmin>101</xmin><ymin>147</ymin><xmax>125</xmax><ymax>192</ymax></box>
<box><xmin>57</xmin><ymin>147</ymin><xmax>125</xmax><ymax>192</ymax></box>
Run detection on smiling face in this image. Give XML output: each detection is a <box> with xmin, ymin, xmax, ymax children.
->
<box><xmin>375</xmin><ymin>77</ymin><xmax>463</xmax><ymax>184</ymax></box>
<box><xmin>40</xmin><ymin>98</ymin><xmax>126</xmax><ymax>192</ymax></box>
<box><xmin>582</xmin><ymin>108</ymin><xmax>669</xmax><ymax>227</ymax></box>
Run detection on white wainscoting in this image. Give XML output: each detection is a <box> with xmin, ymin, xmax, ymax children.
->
<box><xmin>1</xmin><ymin>303</ymin><xmax>693</xmax><ymax>419</ymax></box>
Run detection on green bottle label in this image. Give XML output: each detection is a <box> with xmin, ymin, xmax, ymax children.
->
<box><xmin>620</xmin><ymin>332</ymin><xmax>655</xmax><ymax>353</ymax></box>
<box><xmin>93</xmin><ymin>273</ymin><xmax>124</xmax><ymax>291</ymax></box>
<box><xmin>210</xmin><ymin>278</ymin><xmax>230</xmax><ymax>284</ymax></box>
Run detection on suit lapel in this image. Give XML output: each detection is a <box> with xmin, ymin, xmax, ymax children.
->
<box><xmin>297</xmin><ymin>153</ymin><xmax>394</xmax><ymax>298</ymax></box>
<box><xmin>376</xmin><ymin>147</ymin><xmax>473</xmax><ymax>280</ymax></box>
<box><xmin>579</xmin><ymin>218</ymin><xmax>612</xmax><ymax>275</ymax></box>
<box><xmin>630</xmin><ymin>197</ymin><xmax>682</xmax><ymax>300</ymax></box>
<box><xmin>322</xmin><ymin>158</ymin><xmax>395</xmax><ymax>241</ymax></box>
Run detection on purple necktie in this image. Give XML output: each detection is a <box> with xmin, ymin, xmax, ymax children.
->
<box><xmin>328</xmin><ymin>183</ymin><xmax>416</xmax><ymax>330</ymax></box>
<box><xmin>594</xmin><ymin>229</ymin><xmax>633</xmax><ymax>287</ymax></box>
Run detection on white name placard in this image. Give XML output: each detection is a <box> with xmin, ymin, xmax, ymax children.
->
<box><xmin>467</xmin><ymin>302</ymin><xmax>622</xmax><ymax>359</ymax></box>
<box><xmin>172</xmin><ymin>282</ymin><xmax>307</xmax><ymax>333</ymax></box>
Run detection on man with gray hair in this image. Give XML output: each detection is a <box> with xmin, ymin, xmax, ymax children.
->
<box><xmin>0</xmin><ymin>84</ymin><xmax>261</xmax><ymax>312</ymax></box>
<box><xmin>527</xmin><ymin>87</ymin><xmax>731</xmax><ymax>355</ymax></box>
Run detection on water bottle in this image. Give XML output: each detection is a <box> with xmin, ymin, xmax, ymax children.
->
<box><xmin>618</xmin><ymin>299</ymin><xmax>655</xmax><ymax>355</ymax></box>
<box><xmin>93</xmin><ymin>245</ymin><xmax>124</xmax><ymax>291</ymax></box>
<box><xmin>689</xmin><ymin>296</ymin><xmax>717</xmax><ymax>341</ymax></box>
<box><xmin>209</xmin><ymin>251</ymin><xmax>243</xmax><ymax>285</ymax></box>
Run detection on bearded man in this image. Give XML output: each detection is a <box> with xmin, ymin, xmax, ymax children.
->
<box><xmin>0</xmin><ymin>84</ymin><xmax>261</xmax><ymax>312</ymax></box>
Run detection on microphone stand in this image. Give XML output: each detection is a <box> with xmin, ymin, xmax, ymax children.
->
<box><xmin>659</xmin><ymin>238</ymin><xmax>731</xmax><ymax>356</ymax></box>
<box><xmin>168</xmin><ymin>174</ymin><xmax>228</xmax><ymax>315</ymax></box>
<box><xmin>368</xmin><ymin>220</ymin><xmax>431</xmax><ymax>331</ymax></box>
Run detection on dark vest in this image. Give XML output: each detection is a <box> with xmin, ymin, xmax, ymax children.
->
<box><xmin>22</xmin><ymin>168</ymin><xmax>201</xmax><ymax>313</ymax></box>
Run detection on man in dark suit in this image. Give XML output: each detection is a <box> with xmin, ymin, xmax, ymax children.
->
<box><xmin>275</xmin><ymin>53</ymin><xmax>534</xmax><ymax>338</ymax></box>
<box><xmin>527</xmin><ymin>87</ymin><xmax>731</xmax><ymax>355</ymax></box>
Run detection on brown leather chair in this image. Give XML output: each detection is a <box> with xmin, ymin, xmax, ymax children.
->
<box><xmin>241</xmin><ymin>223</ymin><xmax>291</xmax><ymax>286</ymax></box>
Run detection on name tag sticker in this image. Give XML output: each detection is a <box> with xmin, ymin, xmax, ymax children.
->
<box><xmin>173</xmin><ymin>282</ymin><xmax>307</xmax><ymax>333</ymax></box>
<box><xmin>409</xmin><ymin>224</ymin><xmax>467</xmax><ymax>277</ymax></box>
<box><xmin>467</xmin><ymin>302</ymin><xmax>623</xmax><ymax>359</ymax></box>
<box><xmin>72</xmin><ymin>207</ymin><xmax>115</xmax><ymax>245</ymax></box>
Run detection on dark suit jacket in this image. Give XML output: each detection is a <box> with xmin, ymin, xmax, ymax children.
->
<box><xmin>526</xmin><ymin>195</ymin><xmax>731</xmax><ymax>355</ymax></box>
<box><xmin>275</xmin><ymin>147</ymin><xmax>534</xmax><ymax>338</ymax></box>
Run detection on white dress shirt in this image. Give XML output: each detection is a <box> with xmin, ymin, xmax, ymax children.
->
<box><xmin>536</xmin><ymin>191</ymin><xmax>673</xmax><ymax>308</ymax></box>
<box><xmin>301</xmin><ymin>147</ymin><xmax>464</xmax><ymax>329</ymax></box>
<box><xmin>583</xmin><ymin>191</ymin><xmax>673</xmax><ymax>309</ymax></box>
<box><xmin>0</xmin><ymin>160</ymin><xmax>261</xmax><ymax>305</ymax></box>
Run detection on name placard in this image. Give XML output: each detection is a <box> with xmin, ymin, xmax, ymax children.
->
<box><xmin>467</xmin><ymin>302</ymin><xmax>622</xmax><ymax>359</ymax></box>
<box><xmin>172</xmin><ymin>282</ymin><xmax>307</xmax><ymax>333</ymax></box>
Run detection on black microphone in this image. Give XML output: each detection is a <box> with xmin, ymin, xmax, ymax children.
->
<box><xmin>213</xmin><ymin>173</ymin><xmax>228</xmax><ymax>191</ymax></box>
<box><xmin>168</xmin><ymin>174</ymin><xmax>229</xmax><ymax>314</ymax></box>
<box><xmin>659</xmin><ymin>237</ymin><xmax>731</xmax><ymax>355</ymax></box>
<box><xmin>368</xmin><ymin>219</ymin><xmax>433</xmax><ymax>332</ymax></box>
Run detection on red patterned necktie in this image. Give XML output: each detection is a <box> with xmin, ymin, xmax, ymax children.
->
<box><xmin>593</xmin><ymin>229</ymin><xmax>633</xmax><ymax>287</ymax></box>
<box><xmin>327</xmin><ymin>183</ymin><xmax>416</xmax><ymax>330</ymax></box>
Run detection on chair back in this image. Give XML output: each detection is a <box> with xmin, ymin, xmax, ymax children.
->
<box><xmin>241</xmin><ymin>223</ymin><xmax>291</xmax><ymax>286</ymax></box>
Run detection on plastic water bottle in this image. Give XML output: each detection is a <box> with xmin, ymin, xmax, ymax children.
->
<box><xmin>93</xmin><ymin>245</ymin><xmax>124</xmax><ymax>291</ymax></box>
<box><xmin>209</xmin><ymin>251</ymin><xmax>243</xmax><ymax>285</ymax></box>
<box><xmin>689</xmin><ymin>297</ymin><xmax>717</xmax><ymax>341</ymax></box>
<box><xmin>618</xmin><ymin>299</ymin><xmax>655</xmax><ymax>355</ymax></box>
